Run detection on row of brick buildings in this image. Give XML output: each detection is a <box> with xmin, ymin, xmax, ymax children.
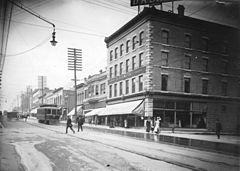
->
<box><xmin>75</xmin><ymin>6</ymin><xmax>240</xmax><ymax>133</ymax></box>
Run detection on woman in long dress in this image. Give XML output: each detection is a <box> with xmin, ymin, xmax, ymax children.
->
<box><xmin>154</xmin><ymin>117</ymin><xmax>160</xmax><ymax>134</ymax></box>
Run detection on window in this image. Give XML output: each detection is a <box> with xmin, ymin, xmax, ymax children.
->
<box><xmin>126</xmin><ymin>40</ymin><xmax>130</xmax><ymax>53</ymax></box>
<box><xmin>162</xmin><ymin>30</ymin><xmax>169</xmax><ymax>44</ymax></box>
<box><xmin>222</xmin><ymin>60</ymin><xmax>228</xmax><ymax>74</ymax></box>
<box><xmin>109</xmin><ymin>67</ymin><xmax>113</xmax><ymax>78</ymax></box>
<box><xmin>115</xmin><ymin>47</ymin><xmax>118</xmax><ymax>59</ymax></box>
<box><xmin>161</xmin><ymin>51</ymin><xmax>168</xmax><ymax>66</ymax></box>
<box><xmin>222</xmin><ymin>42</ymin><xmax>228</xmax><ymax>54</ymax></box>
<box><xmin>201</xmin><ymin>37</ymin><xmax>209</xmax><ymax>51</ymax></box>
<box><xmin>184</xmin><ymin>54</ymin><xmax>191</xmax><ymax>69</ymax></box>
<box><xmin>139</xmin><ymin>75</ymin><xmax>143</xmax><ymax>91</ymax></box>
<box><xmin>202</xmin><ymin>58</ymin><xmax>208</xmax><ymax>72</ymax></box>
<box><xmin>126</xmin><ymin>80</ymin><xmax>129</xmax><ymax>94</ymax></box>
<box><xmin>126</xmin><ymin>59</ymin><xmax>129</xmax><ymax>72</ymax></box>
<box><xmin>132</xmin><ymin>78</ymin><xmax>136</xmax><ymax>93</ymax></box>
<box><xmin>95</xmin><ymin>85</ymin><xmax>99</xmax><ymax>95</ymax></box>
<box><xmin>221</xmin><ymin>81</ymin><xmax>227</xmax><ymax>96</ymax></box>
<box><xmin>132</xmin><ymin>36</ymin><xmax>137</xmax><ymax>50</ymax></box>
<box><xmin>161</xmin><ymin>74</ymin><xmax>168</xmax><ymax>91</ymax></box>
<box><xmin>109</xmin><ymin>85</ymin><xmax>112</xmax><ymax>98</ymax></box>
<box><xmin>132</xmin><ymin>56</ymin><xmax>136</xmax><ymax>70</ymax></box>
<box><xmin>184</xmin><ymin>77</ymin><xmax>190</xmax><ymax>93</ymax></box>
<box><xmin>110</xmin><ymin>50</ymin><xmax>113</xmax><ymax>61</ymax></box>
<box><xmin>114</xmin><ymin>84</ymin><xmax>117</xmax><ymax>97</ymax></box>
<box><xmin>100</xmin><ymin>83</ymin><xmax>105</xmax><ymax>94</ymax></box>
<box><xmin>119</xmin><ymin>82</ymin><xmax>123</xmax><ymax>96</ymax></box>
<box><xmin>120</xmin><ymin>62</ymin><xmax>123</xmax><ymax>75</ymax></box>
<box><xmin>114</xmin><ymin>64</ymin><xmax>118</xmax><ymax>77</ymax></box>
<box><xmin>139</xmin><ymin>52</ymin><xmax>143</xmax><ymax>67</ymax></box>
<box><xmin>139</xmin><ymin>31</ymin><xmax>144</xmax><ymax>46</ymax></box>
<box><xmin>184</xmin><ymin>34</ymin><xmax>191</xmax><ymax>48</ymax></box>
<box><xmin>202</xmin><ymin>79</ymin><xmax>208</xmax><ymax>94</ymax></box>
<box><xmin>120</xmin><ymin>44</ymin><xmax>124</xmax><ymax>56</ymax></box>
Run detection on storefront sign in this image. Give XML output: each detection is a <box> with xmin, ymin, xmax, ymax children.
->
<box><xmin>130</xmin><ymin>0</ymin><xmax>175</xmax><ymax>6</ymax></box>
<box><xmin>108</xmin><ymin>66</ymin><xmax>146</xmax><ymax>84</ymax></box>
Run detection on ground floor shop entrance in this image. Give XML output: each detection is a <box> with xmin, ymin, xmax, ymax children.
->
<box><xmin>153</xmin><ymin>99</ymin><xmax>207</xmax><ymax>128</ymax></box>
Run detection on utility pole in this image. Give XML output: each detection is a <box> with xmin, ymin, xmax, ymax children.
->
<box><xmin>68</xmin><ymin>48</ymin><xmax>82</xmax><ymax>117</ymax></box>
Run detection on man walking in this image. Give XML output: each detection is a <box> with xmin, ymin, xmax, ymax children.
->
<box><xmin>66</xmin><ymin>116</ymin><xmax>75</xmax><ymax>134</ymax></box>
<box><xmin>216</xmin><ymin>119</ymin><xmax>222</xmax><ymax>139</ymax></box>
<box><xmin>77</xmin><ymin>116</ymin><xmax>84</xmax><ymax>132</ymax></box>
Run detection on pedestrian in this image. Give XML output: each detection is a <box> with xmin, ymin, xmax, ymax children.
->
<box><xmin>154</xmin><ymin>117</ymin><xmax>160</xmax><ymax>134</ymax></box>
<box><xmin>77</xmin><ymin>116</ymin><xmax>84</xmax><ymax>132</ymax></box>
<box><xmin>216</xmin><ymin>119</ymin><xmax>222</xmax><ymax>139</ymax></box>
<box><xmin>146</xmin><ymin>118</ymin><xmax>151</xmax><ymax>133</ymax></box>
<box><xmin>66</xmin><ymin>116</ymin><xmax>75</xmax><ymax>134</ymax></box>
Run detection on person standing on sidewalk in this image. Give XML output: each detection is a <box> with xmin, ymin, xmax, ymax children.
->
<box><xmin>154</xmin><ymin>117</ymin><xmax>160</xmax><ymax>134</ymax></box>
<box><xmin>77</xmin><ymin>116</ymin><xmax>84</xmax><ymax>132</ymax></box>
<box><xmin>216</xmin><ymin>119</ymin><xmax>222</xmax><ymax>139</ymax></box>
<box><xmin>66</xmin><ymin>116</ymin><xmax>75</xmax><ymax>134</ymax></box>
<box><xmin>146</xmin><ymin>117</ymin><xmax>151</xmax><ymax>133</ymax></box>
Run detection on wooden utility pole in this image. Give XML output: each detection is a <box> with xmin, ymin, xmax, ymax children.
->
<box><xmin>68</xmin><ymin>48</ymin><xmax>82</xmax><ymax>117</ymax></box>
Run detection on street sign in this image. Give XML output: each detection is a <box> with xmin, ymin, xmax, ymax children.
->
<box><xmin>130</xmin><ymin>0</ymin><xmax>177</xmax><ymax>6</ymax></box>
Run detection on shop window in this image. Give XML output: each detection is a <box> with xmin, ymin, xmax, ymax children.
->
<box><xmin>184</xmin><ymin>77</ymin><xmax>190</xmax><ymax>93</ymax></box>
<box><xmin>161</xmin><ymin>74</ymin><xmax>168</xmax><ymax>91</ymax></box>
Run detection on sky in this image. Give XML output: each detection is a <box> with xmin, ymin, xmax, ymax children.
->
<box><xmin>1</xmin><ymin>0</ymin><xmax>239</xmax><ymax>111</ymax></box>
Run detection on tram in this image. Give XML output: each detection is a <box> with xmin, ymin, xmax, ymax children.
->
<box><xmin>36</xmin><ymin>104</ymin><xmax>61</xmax><ymax>124</ymax></box>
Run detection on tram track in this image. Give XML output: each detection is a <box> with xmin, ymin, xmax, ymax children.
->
<box><xmin>24</xmin><ymin>121</ymin><xmax>239</xmax><ymax>171</ymax></box>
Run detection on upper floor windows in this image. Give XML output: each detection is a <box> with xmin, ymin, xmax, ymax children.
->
<box><xmin>202</xmin><ymin>79</ymin><xmax>208</xmax><ymax>94</ymax></box>
<box><xmin>126</xmin><ymin>40</ymin><xmax>130</xmax><ymax>53</ymax></box>
<box><xmin>132</xmin><ymin>78</ymin><xmax>136</xmax><ymax>93</ymax></box>
<box><xmin>202</xmin><ymin>57</ymin><xmax>209</xmax><ymax>72</ymax></box>
<box><xmin>184</xmin><ymin>54</ymin><xmax>191</xmax><ymax>69</ymax></box>
<box><xmin>114</xmin><ymin>47</ymin><xmax>118</xmax><ymax>59</ymax></box>
<box><xmin>120</xmin><ymin>44</ymin><xmax>124</xmax><ymax>56</ymax></box>
<box><xmin>161</xmin><ymin>74</ymin><xmax>168</xmax><ymax>91</ymax></box>
<box><xmin>184</xmin><ymin>77</ymin><xmax>190</xmax><ymax>93</ymax></box>
<box><xmin>139</xmin><ymin>31</ymin><xmax>144</xmax><ymax>46</ymax></box>
<box><xmin>201</xmin><ymin>37</ymin><xmax>209</xmax><ymax>51</ymax></box>
<box><xmin>161</xmin><ymin>51</ymin><xmax>169</xmax><ymax>66</ymax></box>
<box><xmin>110</xmin><ymin>50</ymin><xmax>113</xmax><ymax>61</ymax></box>
<box><xmin>119</xmin><ymin>82</ymin><xmax>123</xmax><ymax>96</ymax></box>
<box><xmin>184</xmin><ymin>34</ymin><xmax>191</xmax><ymax>48</ymax></box>
<box><xmin>114</xmin><ymin>84</ymin><xmax>117</xmax><ymax>97</ymax></box>
<box><xmin>162</xmin><ymin>30</ymin><xmax>169</xmax><ymax>44</ymax></box>
<box><xmin>139</xmin><ymin>75</ymin><xmax>143</xmax><ymax>91</ymax></box>
<box><xmin>100</xmin><ymin>83</ymin><xmax>105</xmax><ymax>94</ymax></box>
<box><xmin>114</xmin><ymin>64</ymin><xmax>118</xmax><ymax>77</ymax></box>
<box><xmin>109</xmin><ymin>67</ymin><xmax>113</xmax><ymax>79</ymax></box>
<box><xmin>109</xmin><ymin>85</ymin><xmax>112</xmax><ymax>98</ymax></box>
<box><xmin>126</xmin><ymin>59</ymin><xmax>129</xmax><ymax>72</ymax></box>
<box><xmin>120</xmin><ymin>62</ymin><xmax>123</xmax><ymax>75</ymax></box>
<box><xmin>139</xmin><ymin>52</ymin><xmax>143</xmax><ymax>67</ymax></box>
<box><xmin>126</xmin><ymin>80</ymin><xmax>129</xmax><ymax>94</ymax></box>
<box><xmin>132</xmin><ymin>56</ymin><xmax>136</xmax><ymax>70</ymax></box>
<box><xmin>222</xmin><ymin>60</ymin><xmax>228</xmax><ymax>74</ymax></box>
<box><xmin>221</xmin><ymin>81</ymin><xmax>227</xmax><ymax>96</ymax></box>
<box><xmin>132</xmin><ymin>36</ymin><xmax>137</xmax><ymax>50</ymax></box>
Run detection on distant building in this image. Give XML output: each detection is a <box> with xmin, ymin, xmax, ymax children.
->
<box><xmin>104</xmin><ymin>7</ymin><xmax>240</xmax><ymax>132</ymax></box>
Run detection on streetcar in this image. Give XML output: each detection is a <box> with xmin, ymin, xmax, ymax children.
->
<box><xmin>36</xmin><ymin>104</ymin><xmax>61</xmax><ymax>124</ymax></box>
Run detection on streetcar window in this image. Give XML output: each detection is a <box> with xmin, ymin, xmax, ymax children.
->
<box><xmin>52</xmin><ymin>109</ymin><xmax>56</xmax><ymax>115</ymax></box>
<box><xmin>45</xmin><ymin>109</ymin><xmax>51</xmax><ymax>114</ymax></box>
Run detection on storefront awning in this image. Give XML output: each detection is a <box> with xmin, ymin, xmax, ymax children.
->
<box><xmin>85</xmin><ymin>108</ymin><xmax>106</xmax><ymax>117</ymax></box>
<box><xmin>30</xmin><ymin>108</ymin><xmax>37</xmax><ymax>114</ymax></box>
<box><xmin>100</xmin><ymin>100</ymin><xmax>143</xmax><ymax>116</ymax></box>
<box><xmin>67</xmin><ymin>106</ymin><xmax>82</xmax><ymax>116</ymax></box>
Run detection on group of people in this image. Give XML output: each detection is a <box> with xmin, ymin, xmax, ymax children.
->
<box><xmin>66</xmin><ymin>115</ymin><xmax>84</xmax><ymax>134</ymax></box>
<box><xmin>146</xmin><ymin>117</ymin><xmax>162</xmax><ymax>134</ymax></box>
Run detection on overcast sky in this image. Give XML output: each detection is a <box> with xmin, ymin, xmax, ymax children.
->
<box><xmin>1</xmin><ymin>0</ymin><xmax>239</xmax><ymax>110</ymax></box>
